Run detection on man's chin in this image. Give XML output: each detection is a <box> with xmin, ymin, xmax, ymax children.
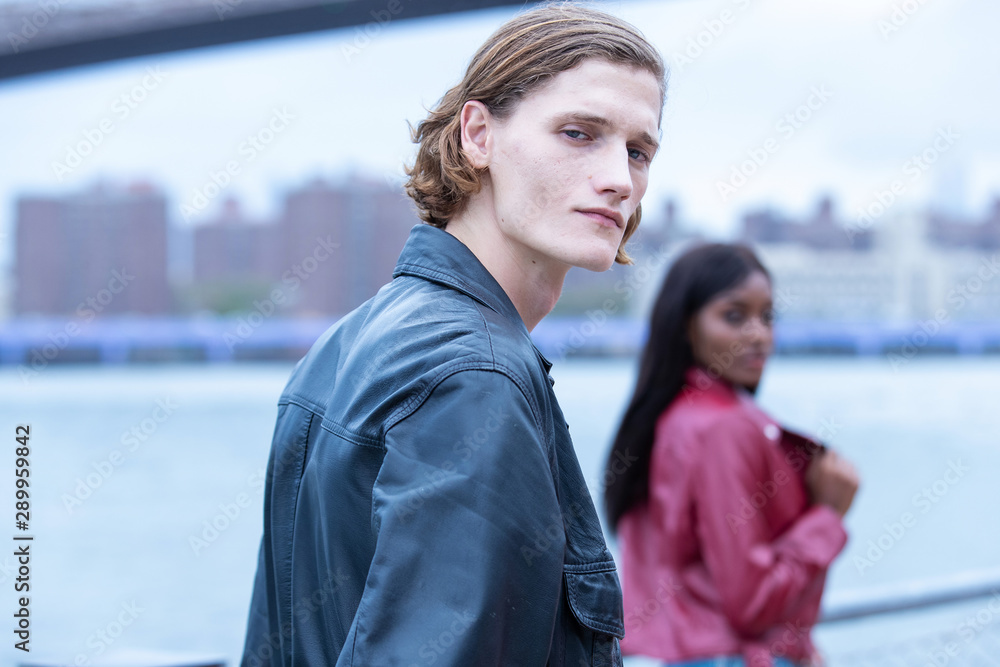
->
<box><xmin>570</xmin><ymin>247</ymin><xmax>618</xmax><ymax>273</ymax></box>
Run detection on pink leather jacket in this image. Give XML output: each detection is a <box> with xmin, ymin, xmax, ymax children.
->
<box><xmin>617</xmin><ymin>366</ymin><xmax>847</xmax><ymax>666</ymax></box>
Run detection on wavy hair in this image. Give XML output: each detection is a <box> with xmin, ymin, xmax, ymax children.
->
<box><xmin>403</xmin><ymin>1</ymin><xmax>668</xmax><ymax>264</ymax></box>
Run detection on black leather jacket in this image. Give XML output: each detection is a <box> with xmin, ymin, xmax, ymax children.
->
<box><xmin>241</xmin><ymin>224</ymin><xmax>624</xmax><ymax>666</ymax></box>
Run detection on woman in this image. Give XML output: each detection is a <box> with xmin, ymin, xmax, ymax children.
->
<box><xmin>604</xmin><ymin>243</ymin><xmax>859</xmax><ymax>667</ymax></box>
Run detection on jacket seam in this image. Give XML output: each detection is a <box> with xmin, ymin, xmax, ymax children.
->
<box><xmin>385</xmin><ymin>362</ymin><xmax>544</xmax><ymax>437</ymax></box>
<box><xmin>564</xmin><ymin>574</ymin><xmax>625</xmax><ymax>636</ymax></box>
<box><xmin>472</xmin><ymin>299</ymin><xmax>496</xmax><ymax>367</ymax></box>
<box><xmin>280</xmin><ymin>397</ymin><xmax>384</xmax><ymax>449</ymax></box>
<box><xmin>279</xmin><ymin>394</ymin><xmax>321</xmax><ymax>415</ymax></box>
<box><xmin>280</xmin><ymin>363</ymin><xmax>545</xmax><ymax>451</ymax></box>
<box><xmin>563</xmin><ymin>560</ymin><xmax>618</xmax><ymax>574</ymax></box>
<box><xmin>355</xmin><ymin>366</ymin><xmax>549</xmax><ymax>659</ymax></box>
<box><xmin>394</xmin><ymin>262</ymin><xmax>501</xmax><ymax>315</ymax></box>
<box><xmin>284</xmin><ymin>409</ymin><xmax>315</xmax><ymax>661</ymax></box>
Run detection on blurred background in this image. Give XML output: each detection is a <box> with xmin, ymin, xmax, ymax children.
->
<box><xmin>0</xmin><ymin>0</ymin><xmax>998</xmax><ymax>665</ymax></box>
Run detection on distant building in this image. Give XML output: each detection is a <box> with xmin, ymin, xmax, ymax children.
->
<box><xmin>14</xmin><ymin>182</ymin><xmax>171</xmax><ymax>316</ymax></box>
<box><xmin>742</xmin><ymin>197</ymin><xmax>873</xmax><ymax>251</ymax></box>
<box><xmin>277</xmin><ymin>176</ymin><xmax>417</xmax><ymax>316</ymax></box>
<box><xmin>192</xmin><ymin>198</ymin><xmax>281</xmax><ymax>284</ymax></box>
<box><xmin>748</xmin><ymin>200</ymin><xmax>1000</xmax><ymax>323</ymax></box>
<box><xmin>928</xmin><ymin>198</ymin><xmax>1000</xmax><ymax>250</ymax></box>
<box><xmin>186</xmin><ymin>175</ymin><xmax>418</xmax><ymax>317</ymax></box>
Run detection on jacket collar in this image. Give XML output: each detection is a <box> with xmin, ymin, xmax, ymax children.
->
<box><xmin>392</xmin><ymin>224</ymin><xmax>553</xmax><ymax>373</ymax></box>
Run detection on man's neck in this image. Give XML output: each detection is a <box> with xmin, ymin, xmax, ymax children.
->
<box><xmin>444</xmin><ymin>199</ymin><xmax>568</xmax><ymax>333</ymax></box>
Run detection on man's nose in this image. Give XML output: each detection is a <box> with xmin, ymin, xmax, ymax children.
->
<box><xmin>592</xmin><ymin>143</ymin><xmax>634</xmax><ymax>200</ymax></box>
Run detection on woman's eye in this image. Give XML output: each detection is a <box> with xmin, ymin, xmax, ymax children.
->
<box><xmin>724</xmin><ymin>310</ymin><xmax>743</xmax><ymax>324</ymax></box>
<box><xmin>762</xmin><ymin>310</ymin><xmax>775</xmax><ymax>325</ymax></box>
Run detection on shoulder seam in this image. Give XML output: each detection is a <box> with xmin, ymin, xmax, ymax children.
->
<box><xmin>386</xmin><ymin>365</ymin><xmax>544</xmax><ymax>439</ymax></box>
<box><xmin>472</xmin><ymin>299</ymin><xmax>496</xmax><ymax>367</ymax></box>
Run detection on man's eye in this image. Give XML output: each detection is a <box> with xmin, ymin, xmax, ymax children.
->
<box><xmin>628</xmin><ymin>147</ymin><xmax>650</xmax><ymax>163</ymax></box>
<box><xmin>563</xmin><ymin>129</ymin><xmax>587</xmax><ymax>140</ymax></box>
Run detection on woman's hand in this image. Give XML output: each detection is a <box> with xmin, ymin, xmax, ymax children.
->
<box><xmin>805</xmin><ymin>449</ymin><xmax>859</xmax><ymax>518</ymax></box>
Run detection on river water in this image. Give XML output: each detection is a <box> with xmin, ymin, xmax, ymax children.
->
<box><xmin>0</xmin><ymin>356</ymin><xmax>997</xmax><ymax>666</ymax></box>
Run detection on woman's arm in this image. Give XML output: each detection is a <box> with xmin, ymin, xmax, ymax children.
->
<box><xmin>690</xmin><ymin>412</ymin><xmax>848</xmax><ymax>638</ymax></box>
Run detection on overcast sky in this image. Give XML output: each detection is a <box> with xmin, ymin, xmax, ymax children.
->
<box><xmin>0</xmin><ymin>0</ymin><xmax>997</xmax><ymax>266</ymax></box>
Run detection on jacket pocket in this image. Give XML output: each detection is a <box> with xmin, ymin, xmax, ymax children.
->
<box><xmin>564</xmin><ymin>561</ymin><xmax>625</xmax><ymax>667</ymax></box>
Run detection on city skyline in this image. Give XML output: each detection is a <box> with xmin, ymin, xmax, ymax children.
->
<box><xmin>1</xmin><ymin>0</ymin><xmax>998</xmax><ymax>266</ymax></box>
<box><xmin>11</xmin><ymin>174</ymin><xmax>416</xmax><ymax>319</ymax></box>
<box><xmin>8</xmin><ymin>172</ymin><xmax>999</xmax><ymax>321</ymax></box>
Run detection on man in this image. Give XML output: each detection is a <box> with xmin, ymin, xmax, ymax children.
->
<box><xmin>241</xmin><ymin>3</ymin><xmax>666</xmax><ymax>665</ymax></box>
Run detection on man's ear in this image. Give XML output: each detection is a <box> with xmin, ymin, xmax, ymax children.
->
<box><xmin>460</xmin><ymin>100</ymin><xmax>493</xmax><ymax>170</ymax></box>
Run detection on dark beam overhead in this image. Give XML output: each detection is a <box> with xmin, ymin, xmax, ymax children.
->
<box><xmin>0</xmin><ymin>0</ymin><xmax>534</xmax><ymax>82</ymax></box>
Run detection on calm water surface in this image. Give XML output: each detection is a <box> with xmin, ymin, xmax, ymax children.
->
<box><xmin>0</xmin><ymin>357</ymin><xmax>997</xmax><ymax>666</ymax></box>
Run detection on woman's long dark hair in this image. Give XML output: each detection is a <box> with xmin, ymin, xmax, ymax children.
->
<box><xmin>603</xmin><ymin>242</ymin><xmax>770</xmax><ymax>530</ymax></box>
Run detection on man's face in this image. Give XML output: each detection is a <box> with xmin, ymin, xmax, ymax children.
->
<box><xmin>478</xmin><ymin>58</ymin><xmax>662</xmax><ymax>273</ymax></box>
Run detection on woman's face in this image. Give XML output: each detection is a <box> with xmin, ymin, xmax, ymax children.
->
<box><xmin>687</xmin><ymin>270</ymin><xmax>774</xmax><ymax>390</ymax></box>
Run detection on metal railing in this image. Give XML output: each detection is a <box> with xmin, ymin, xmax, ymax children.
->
<box><xmin>624</xmin><ymin>568</ymin><xmax>1000</xmax><ymax>666</ymax></box>
<box><xmin>819</xmin><ymin>568</ymin><xmax>1000</xmax><ymax>666</ymax></box>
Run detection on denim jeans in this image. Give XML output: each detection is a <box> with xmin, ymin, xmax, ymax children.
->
<box><xmin>662</xmin><ymin>657</ymin><xmax>800</xmax><ymax>667</ymax></box>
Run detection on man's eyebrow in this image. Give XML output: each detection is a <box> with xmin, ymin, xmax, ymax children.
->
<box><xmin>553</xmin><ymin>111</ymin><xmax>660</xmax><ymax>154</ymax></box>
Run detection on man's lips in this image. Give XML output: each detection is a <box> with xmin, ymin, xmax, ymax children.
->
<box><xmin>577</xmin><ymin>208</ymin><xmax>625</xmax><ymax>229</ymax></box>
